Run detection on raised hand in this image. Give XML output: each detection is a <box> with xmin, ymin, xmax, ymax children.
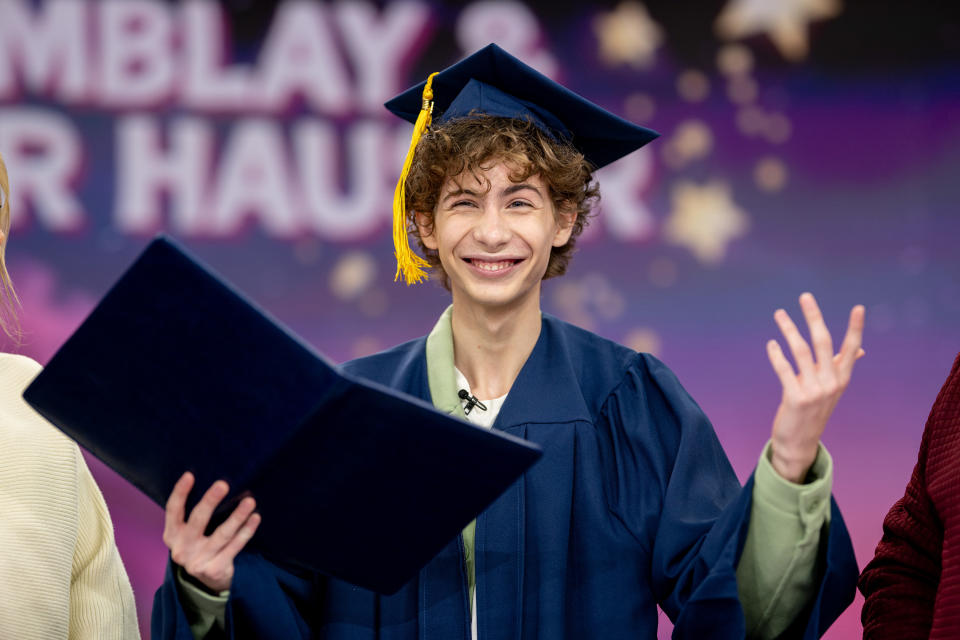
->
<box><xmin>162</xmin><ymin>471</ymin><xmax>261</xmax><ymax>593</ymax></box>
<box><xmin>766</xmin><ymin>292</ymin><xmax>865</xmax><ymax>483</ymax></box>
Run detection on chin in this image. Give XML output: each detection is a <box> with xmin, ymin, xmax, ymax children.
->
<box><xmin>455</xmin><ymin>281</ymin><xmax>541</xmax><ymax>312</ymax></box>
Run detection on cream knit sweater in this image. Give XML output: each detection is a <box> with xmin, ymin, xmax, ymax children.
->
<box><xmin>0</xmin><ymin>353</ymin><xmax>140</xmax><ymax>639</ymax></box>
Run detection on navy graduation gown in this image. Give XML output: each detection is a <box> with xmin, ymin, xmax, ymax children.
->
<box><xmin>152</xmin><ymin>314</ymin><xmax>857</xmax><ymax>639</ymax></box>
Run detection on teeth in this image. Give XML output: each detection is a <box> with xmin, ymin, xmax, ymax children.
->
<box><xmin>472</xmin><ymin>260</ymin><xmax>515</xmax><ymax>272</ymax></box>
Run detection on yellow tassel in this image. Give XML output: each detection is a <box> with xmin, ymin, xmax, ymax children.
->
<box><xmin>393</xmin><ymin>72</ymin><xmax>439</xmax><ymax>285</ymax></box>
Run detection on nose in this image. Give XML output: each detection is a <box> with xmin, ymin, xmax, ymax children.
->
<box><xmin>472</xmin><ymin>203</ymin><xmax>510</xmax><ymax>248</ymax></box>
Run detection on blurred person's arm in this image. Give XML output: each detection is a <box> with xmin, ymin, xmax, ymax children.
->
<box><xmin>69</xmin><ymin>444</ymin><xmax>142</xmax><ymax>639</ymax></box>
<box><xmin>857</xmin><ymin>354</ymin><xmax>960</xmax><ymax>639</ymax></box>
<box><xmin>0</xmin><ymin>354</ymin><xmax>140</xmax><ymax>640</ymax></box>
<box><xmin>858</xmin><ymin>445</ymin><xmax>941</xmax><ymax>640</ymax></box>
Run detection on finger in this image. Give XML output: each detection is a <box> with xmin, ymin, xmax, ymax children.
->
<box><xmin>163</xmin><ymin>472</ymin><xmax>195</xmax><ymax>541</ymax></box>
<box><xmin>836</xmin><ymin>305</ymin><xmax>866</xmax><ymax>374</ymax></box>
<box><xmin>833</xmin><ymin>347</ymin><xmax>865</xmax><ymax>367</ymax></box>
<box><xmin>208</xmin><ymin>497</ymin><xmax>257</xmax><ymax>552</ymax></box>
<box><xmin>185</xmin><ymin>480</ymin><xmax>230</xmax><ymax>535</ymax></box>
<box><xmin>766</xmin><ymin>339</ymin><xmax>801</xmax><ymax>396</ymax></box>
<box><xmin>774</xmin><ymin>308</ymin><xmax>817</xmax><ymax>381</ymax></box>
<box><xmin>212</xmin><ymin>512</ymin><xmax>262</xmax><ymax>565</ymax></box>
<box><xmin>798</xmin><ymin>292</ymin><xmax>835</xmax><ymax>371</ymax></box>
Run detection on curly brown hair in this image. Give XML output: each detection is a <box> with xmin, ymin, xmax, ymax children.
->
<box><xmin>405</xmin><ymin>115</ymin><xmax>599</xmax><ymax>289</ymax></box>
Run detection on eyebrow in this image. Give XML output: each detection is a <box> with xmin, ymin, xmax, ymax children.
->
<box><xmin>501</xmin><ymin>183</ymin><xmax>542</xmax><ymax>198</ymax></box>
<box><xmin>441</xmin><ymin>188</ymin><xmax>480</xmax><ymax>203</ymax></box>
<box><xmin>440</xmin><ymin>182</ymin><xmax>543</xmax><ymax>204</ymax></box>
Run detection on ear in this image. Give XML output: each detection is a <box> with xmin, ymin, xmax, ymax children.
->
<box><xmin>414</xmin><ymin>210</ymin><xmax>438</xmax><ymax>250</ymax></box>
<box><xmin>552</xmin><ymin>204</ymin><xmax>576</xmax><ymax>247</ymax></box>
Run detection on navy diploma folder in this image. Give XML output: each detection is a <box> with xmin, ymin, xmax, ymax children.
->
<box><xmin>22</xmin><ymin>237</ymin><xmax>542</xmax><ymax>595</ymax></box>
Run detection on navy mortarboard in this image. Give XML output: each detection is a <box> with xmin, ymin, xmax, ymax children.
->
<box><xmin>386</xmin><ymin>43</ymin><xmax>659</xmax><ymax>284</ymax></box>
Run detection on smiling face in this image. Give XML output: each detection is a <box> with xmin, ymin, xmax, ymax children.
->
<box><xmin>417</xmin><ymin>161</ymin><xmax>574</xmax><ymax>312</ymax></box>
<box><xmin>405</xmin><ymin>116</ymin><xmax>600</xmax><ymax>289</ymax></box>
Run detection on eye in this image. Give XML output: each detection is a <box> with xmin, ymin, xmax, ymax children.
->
<box><xmin>507</xmin><ymin>199</ymin><xmax>534</xmax><ymax>209</ymax></box>
<box><xmin>450</xmin><ymin>199</ymin><xmax>477</xmax><ymax>208</ymax></box>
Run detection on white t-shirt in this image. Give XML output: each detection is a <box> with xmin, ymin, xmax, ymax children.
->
<box><xmin>454</xmin><ymin>367</ymin><xmax>508</xmax><ymax>640</ymax></box>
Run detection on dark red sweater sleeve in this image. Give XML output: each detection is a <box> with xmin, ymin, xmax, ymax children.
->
<box><xmin>858</xmin><ymin>432</ymin><xmax>942</xmax><ymax>639</ymax></box>
<box><xmin>859</xmin><ymin>353</ymin><xmax>960</xmax><ymax>639</ymax></box>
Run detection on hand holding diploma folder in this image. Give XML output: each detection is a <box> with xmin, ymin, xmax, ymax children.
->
<box><xmin>22</xmin><ymin>237</ymin><xmax>542</xmax><ymax>595</ymax></box>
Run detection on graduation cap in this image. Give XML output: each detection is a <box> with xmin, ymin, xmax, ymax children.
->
<box><xmin>385</xmin><ymin>43</ymin><xmax>659</xmax><ymax>285</ymax></box>
<box><xmin>23</xmin><ymin>236</ymin><xmax>542</xmax><ymax>594</ymax></box>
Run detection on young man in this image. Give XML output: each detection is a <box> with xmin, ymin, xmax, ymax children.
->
<box><xmin>154</xmin><ymin>44</ymin><xmax>863</xmax><ymax>639</ymax></box>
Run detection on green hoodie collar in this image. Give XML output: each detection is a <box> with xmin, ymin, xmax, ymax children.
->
<box><xmin>425</xmin><ymin>305</ymin><xmax>465</xmax><ymax>418</ymax></box>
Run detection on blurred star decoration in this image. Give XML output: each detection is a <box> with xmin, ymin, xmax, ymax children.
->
<box><xmin>551</xmin><ymin>273</ymin><xmax>626</xmax><ymax>331</ymax></box>
<box><xmin>714</xmin><ymin>0</ymin><xmax>843</xmax><ymax>62</ymax></box>
<box><xmin>329</xmin><ymin>251</ymin><xmax>378</xmax><ymax>301</ymax></box>
<box><xmin>754</xmin><ymin>156</ymin><xmax>789</xmax><ymax>192</ymax></box>
<box><xmin>623</xmin><ymin>327</ymin><xmax>663</xmax><ymax>356</ymax></box>
<box><xmin>716</xmin><ymin>44</ymin><xmax>755</xmax><ymax>76</ymax></box>
<box><xmin>662</xmin><ymin>120</ymin><xmax>714</xmax><ymax>169</ymax></box>
<box><xmin>328</xmin><ymin>251</ymin><xmax>390</xmax><ymax>319</ymax></box>
<box><xmin>664</xmin><ymin>180</ymin><xmax>750</xmax><ymax>265</ymax></box>
<box><xmin>586</xmin><ymin>0</ymin><xmax>841</xmax><ymax>269</ymax></box>
<box><xmin>352</xmin><ymin>336</ymin><xmax>385</xmax><ymax>359</ymax></box>
<box><xmin>676</xmin><ymin>70</ymin><xmax>711</xmax><ymax>103</ymax></box>
<box><xmin>593</xmin><ymin>2</ymin><xmax>664</xmax><ymax>69</ymax></box>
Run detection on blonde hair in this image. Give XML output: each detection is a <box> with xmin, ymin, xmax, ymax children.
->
<box><xmin>0</xmin><ymin>150</ymin><xmax>21</xmax><ymax>340</ymax></box>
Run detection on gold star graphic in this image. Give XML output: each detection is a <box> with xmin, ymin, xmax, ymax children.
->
<box><xmin>594</xmin><ymin>2</ymin><xmax>664</xmax><ymax>69</ymax></box>
<box><xmin>664</xmin><ymin>180</ymin><xmax>750</xmax><ymax>264</ymax></box>
<box><xmin>714</xmin><ymin>0</ymin><xmax>842</xmax><ymax>62</ymax></box>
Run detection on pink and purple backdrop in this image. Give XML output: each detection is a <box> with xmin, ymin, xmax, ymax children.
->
<box><xmin>1</xmin><ymin>0</ymin><xmax>958</xmax><ymax>637</ymax></box>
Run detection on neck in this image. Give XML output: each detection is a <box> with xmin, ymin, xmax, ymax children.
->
<box><xmin>450</xmin><ymin>293</ymin><xmax>542</xmax><ymax>401</ymax></box>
